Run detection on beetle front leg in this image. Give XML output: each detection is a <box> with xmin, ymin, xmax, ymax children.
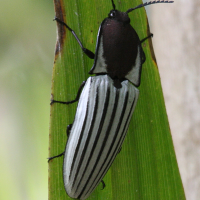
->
<box><xmin>54</xmin><ymin>17</ymin><xmax>95</xmax><ymax>59</ymax></box>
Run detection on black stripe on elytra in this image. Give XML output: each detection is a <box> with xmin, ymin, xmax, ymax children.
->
<box><xmin>70</xmin><ymin>84</ymin><xmax>100</xmax><ymax>186</ymax></box>
<box><xmin>76</xmin><ymin>84</ymin><xmax>111</xmax><ymax>199</ymax></box>
<box><xmin>109</xmin><ymin>93</ymin><xmax>136</xmax><ymax>165</ymax></box>
<box><xmin>69</xmin><ymin>81</ymin><xmax>93</xmax><ymax>180</ymax></box>
<box><xmin>85</xmin><ymin>90</ymin><xmax>130</xmax><ymax>196</ymax></box>
<box><xmin>115</xmin><ymin>94</ymin><xmax>137</xmax><ymax>154</ymax></box>
<box><xmin>78</xmin><ymin>88</ymin><xmax>120</xmax><ymax>198</ymax></box>
<box><xmin>97</xmin><ymin>93</ymin><xmax>136</xmax><ymax>186</ymax></box>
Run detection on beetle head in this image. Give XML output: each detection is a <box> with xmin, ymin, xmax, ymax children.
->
<box><xmin>108</xmin><ymin>10</ymin><xmax>130</xmax><ymax>25</ymax></box>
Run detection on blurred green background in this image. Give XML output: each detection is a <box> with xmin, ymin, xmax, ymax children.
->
<box><xmin>0</xmin><ymin>1</ymin><xmax>55</xmax><ymax>199</ymax></box>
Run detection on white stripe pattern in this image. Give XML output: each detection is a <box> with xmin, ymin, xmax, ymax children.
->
<box><xmin>63</xmin><ymin>75</ymin><xmax>139</xmax><ymax>200</ymax></box>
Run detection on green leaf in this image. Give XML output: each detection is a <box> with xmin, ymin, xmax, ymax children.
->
<box><xmin>48</xmin><ymin>0</ymin><xmax>185</xmax><ymax>199</ymax></box>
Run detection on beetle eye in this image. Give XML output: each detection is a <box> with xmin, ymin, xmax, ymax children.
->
<box><xmin>109</xmin><ymin>10</ymin><xmax>116</xmax><ymax>18</ymax></box>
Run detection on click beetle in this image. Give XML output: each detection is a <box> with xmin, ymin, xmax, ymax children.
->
<box><xmin>49</xmin><ymin>1</ymin><xmax>174</xmax><ymax>199</ymax></box>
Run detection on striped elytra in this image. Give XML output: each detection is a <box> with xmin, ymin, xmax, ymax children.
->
<box><xmin>50</xmin><ymin>0</ymin><xmax>174</xmax><ymax>199</ymax></box>
<box><xmin>63</xmin><ymin>75</ymin><xmax>139</xmax><ymax>199</ymax></box>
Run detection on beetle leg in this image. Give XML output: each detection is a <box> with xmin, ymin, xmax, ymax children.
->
<box><xmin>139</xmin><ymin>45</ymin><xmax>146</xmax><ymax>64</ymax></box>
<box><xmin>139</xmin><ymin>34</ymin><xmax>153</xmax><ymax>64</ymax></box>
<box><xmin>51</xmin><ymin>81</ymin><xmax>86</xmax><ymax>105</ymax></box>
<box><xmin>48</xmin><ymin>124</ymin><xmax>72</xmax><ymax>163</ymax></box>
<box><xmin>101</xmin><ymin>180</ymin><xmax>106</xmax><ymax>190</ymax></box>
<box><xmin>140</xmin><ymin>33</ymin><xmax>153</xmax><ymax>43</ymax></box>
<box><xmin>117</xmin><ymin>146</ymin><xmax>122</xmax><ymax>154</ymax></box>
<box><xmin>54</xmin><ymin>17</ymin><xmax>95</xmax><ymax>59</ymax></box>
<box><xmin>48</xmin><ymin>152</ymin><xmax>65</xmax><ymax>162</ymax></box>
<box><xmin>67</xmin><ymin>124</ymin><xmax>72</xmax><ymax>138</ymax></box>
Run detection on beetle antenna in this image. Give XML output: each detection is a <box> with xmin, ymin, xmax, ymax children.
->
<box><xmin>111</xmin><ymin>0</ymin><xmax>116</xmax><ymax>10</ymax></box>
<box><xmin>126</xmin><ymin>0</ymin><xmax>174</xmax><ymax>14</ymax></box>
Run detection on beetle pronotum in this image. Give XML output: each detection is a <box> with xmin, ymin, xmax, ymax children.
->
<box><xmin>49</xmin><ymin>1</ymin><xmax>174</xmax><ymax>199</ymax></box>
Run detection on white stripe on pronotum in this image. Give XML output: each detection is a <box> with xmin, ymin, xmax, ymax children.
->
<box><xmin>49</xmin><ymin>1</ymin><xmax>174</xmax><ymax>199</ymax></box>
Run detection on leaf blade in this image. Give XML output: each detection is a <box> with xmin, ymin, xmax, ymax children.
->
<box><xmin>49</xmin><ymin>1</ymin><xmax>185</xmax><ymax>200</ymax></box>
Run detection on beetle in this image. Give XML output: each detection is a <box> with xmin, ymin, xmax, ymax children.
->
<box><xmin>49</xmin><ymin>0</ymin><xmax>174</xmax><ymax>199</ymax></box>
